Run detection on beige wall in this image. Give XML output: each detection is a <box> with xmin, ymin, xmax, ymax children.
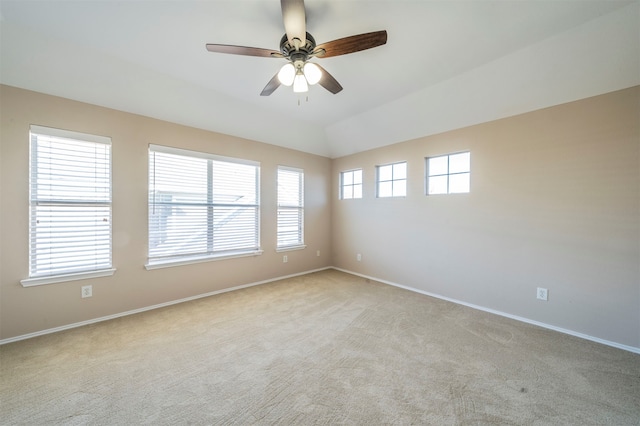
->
<box><xmin>0</xmin><ymin>85</ymin><xmax>332</xmax><ymax>340</ymax></box>
<box><xmin>331</xmin><ymin>87</ymin><xmax>640</xmax><ymax>349</ymax></box>
<box><xmin>2</xmin><ymin>85</ymin><xmax>639</xmax><ymax>350</ymax></box>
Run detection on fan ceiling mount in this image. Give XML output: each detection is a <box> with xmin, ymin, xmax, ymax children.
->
<box><xmin>205</xmin><ymin>0</ymin><xmax>387</xmax><ymax>96</ymax></box>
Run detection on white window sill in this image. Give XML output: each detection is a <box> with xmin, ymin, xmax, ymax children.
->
<box><xmin>145</xmin><ymin>249</ymin><xmax>263</xmax><ymax>270</ymax></box>
<box><xmin>21</xmin><ymin>269</ymin><xmax>116</xmax><ymax>287</ymax></box>
<box><xmin>276</xmin><ymin>244</ymin><xmax>307</xmax><ymax>253</ymax></box>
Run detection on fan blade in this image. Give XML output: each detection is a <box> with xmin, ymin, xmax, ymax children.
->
<box><xmin>206</xmin><ymin>44</ymin><xmax>282</xmax><ymax>58</ymax></box>
<box><xmin>281</xmin><ymin>0</ymin><xmax>306</xmax><ymax>46</ymax></box>
<box><xmin>315</xmin><ymin>64</ymin><xmax>342</xmax><ymax>94</ymax></box>
<box><xmin>314</xmin><ymin>30</ymin><xmax>387</xmax><ymax>58</ymax></box>
<box><xmin>260</xmin><ymin>73</ymin><xmax>281</xmax><ymax>96</ymax></box>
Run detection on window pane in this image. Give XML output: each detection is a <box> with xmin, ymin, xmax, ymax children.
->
<box><xmin>378</xmin><ymin>181</ymin><xmax>393</xmax><ymax>197</ymax></box>
<box><xmin>342</xmin><ymin>171</ymin><xmax>353</xmax><ymax>185</ymax></box>
<box><xmin>277</xmin><ymin>208</ymin><xmax>302</xmax><ymax>247</ymax></box>
<box><xmin>426</xmin><ymin>152</ymin><xmax>470</xmax><ymax>196</ymax></box>
<box><xmin>29</xmin><ymin>127</ymin><xmax>112</xmax><ymax>278</ymax></box>
<box><xmin>393</xmin><ymin>179</ymin><xmax>407</xmax><ymax>197</ymax></box>
<box><xmin>341</xmin><ymin>169</ymin><xmax>363</xmax><ymax>200</ymax></box>
<box><xmin>278</xmin><ymin>168</ymin><xmax>303</xmax><ymax>207</ymax></box>
<box><xmin>428</xmin><ymin>156</ymin><xmax>448</xmax><ymax>176</ymax></box>
<box><xmin>449</xmin><ymin>152</ymin><xmax>470</xmax><ymax>174</ymax></box>
<box><xmin>277</xmin><ymin>167</ymin><xmax>304</xmax><ymax>247</ymax></box>
<box><xmin>212</xmin><ymin>160</ymin><xmax>258</xmax><ymax>204</ymax></box>
<box><xmin>378</xmin><ymin>162</ymin><xmax>407</xmax><ymax>198</ymax></box>
<box><xmin>393</xmin><ymin>162</ymin><xmax>407</xmax><ymax>179</ymax></box>
<box><xmin>32</xmin><ymin>205</ymin><xmax>111</xmax><ymax>276</ymax></box>
<box><xmin>353</xmin><ymin>169</ymin><xmax>362</xmax><ymax>184</ymax></box>
<box><xmin>343</xmin><ymin>186</ymin><xmax>353</xmax><ymax>199</ymax></box>
<box><xmin>428</xmin><ymin>175</ymin><xmax>448</xmax><ymax>195</ymax></box>
<box><xmin>148</xmin><ymin>146</ymin><xmax>260</xmax><ymax>264</ymax></box>
<box><xmin>449</xmin><ymin>173</ymin><xmax>470</xmax><ymax>193</ymax></box>
<box><xmin>353</xmin><ymin>184</ymin><xmax>362</xmax><ymax>199</ymax></box>
<box><xmin>152</xmin><ymin>152</ymin><xmax>208</xmax><ymax>203</ymax></box>
<box><xmin>378</xmin><ymin>164</ymin><xmax>393</xmax><ymax>181</ymax></box>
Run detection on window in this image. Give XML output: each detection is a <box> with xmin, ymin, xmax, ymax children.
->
<box><xmin>24</xmin><ymin>125</ymin><xmax>113</xmax><ymax>286</ymax></box>
<box><xmin>277</xmin><ymin>166</ymin><xmax>304</xmax><ymax>249</ymax></box>
<box><xmin>377</xmin><ymin>161</ymin><xmax>407</xmax><ymax>197</ymax></box>
<box><xmin>340</xmin><ymin>169</ymin><xmax>363</xmax><ymax>199</ymax></box>
<box><xmin>426</xmin><ymin>151</ymin><xmax>470</xmax><ymax>195</ymax></box>
<box><xmin>148</xmin><ymin>145</ymin><xmax>260</xmax><ymax>267</ymax></box>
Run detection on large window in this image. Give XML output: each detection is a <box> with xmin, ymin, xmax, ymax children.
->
<box><xmin>426</xmin><ymin>151</ymin><xmax>470</xmax><ymax>195</ymax></box>
<box><xmin>340</xmin><ymin>169</ymin><xmax>363</xmax><ymax>199</ymax></box>
<box><xmin>277</xmin><ymin>166</ymin><xmax>304</xmax><ymax>249</ymax></box>
<box><xmin>24</xmin><ymin>125</ymin><xmax>113</xmax><ymax>285</ymax></box>
<box><xmin>377</xmin><ymin>161</ymin><xmax>407</xmax><ymax>198</ymax></box>
<box><xmin>148</xmin><ymin>145</ymin><xmax>260</xmax><ymax>267</ymax></box>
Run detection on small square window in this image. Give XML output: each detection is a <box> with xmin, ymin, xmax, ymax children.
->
<box><xmin>377</xmin><ymin>161</ymin><xmax>407</xmax><ymax>198</ymax></box>
<box><xmin>340</xmin><ymin>169</ymin><xmax>363</xmax><ymax>199</ymax></box>
<box><xmin>426</xmin><ymin>152</ymin><xmax>470</xmax><ymax>195</ymax></box>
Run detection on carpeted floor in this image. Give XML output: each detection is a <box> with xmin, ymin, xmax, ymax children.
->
<box><xmin>1</xmin><ymin>269</ymin><xmax>639</xmax><ymax>425</ymax></box>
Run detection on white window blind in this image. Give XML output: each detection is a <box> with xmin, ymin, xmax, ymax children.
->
<box><xmin>28</xmin><ymin>126</ymin><xmax>112</xmax><ymax>279</ymax></box>
<box><xmin>148</xmin><ymin>145</ymin><xmax>260</xmax><ymax>266</ymax></box>
<box><xmin>277</xmin><ymin>166</ymin><xmax>304</xmax><ymax>248</ymax></box>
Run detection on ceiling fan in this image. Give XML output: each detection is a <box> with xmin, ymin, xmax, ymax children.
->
<box><xmin>205</xmin><ymin>0</ymin><xmax>387</xmax><ymax>96</ymax></box>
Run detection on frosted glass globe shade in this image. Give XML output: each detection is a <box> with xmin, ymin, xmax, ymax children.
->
<box><xmin>277</xmin><ymin>63</ymin><xmax>295</xmax><ymax>86</ymax></box>
<box><xmin>303</xmin><ymin>62</ymin><xmax>322</xmax><ymax>85</ymax></box>
<box><xmin>293</xmin><ymin>73</ymin><xmax>308</xmax><ymax>93</ymax></box>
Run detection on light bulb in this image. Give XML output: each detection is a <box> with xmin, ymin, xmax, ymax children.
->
<box><xmin>293</xmin><ymin>72</ymin><xmax>308</xmax><ymax>93</ymax></box>
<box><xmin>277</xmin><ymin>63</ymin><xmax>295</xmax><ymax>86</ymax></box>
<box><xmin>303</xmin><ymin>62</ymin><xmax>322</xmax><ymax>85</ymax></box>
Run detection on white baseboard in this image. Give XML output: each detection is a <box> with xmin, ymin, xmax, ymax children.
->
<box><xmin>0</xmin><ymin>267</ymin><xmax>331</xmax><ymax>345</ymax></box>
<box><xmin>3</xmin><ymin>265</ymin><xmax>638</xmax><ymax>354</ymax></box>
<box><xmin>333</xmin><ymin>267</ymin><xmax>640</xmax><ymax>355</ymax></box>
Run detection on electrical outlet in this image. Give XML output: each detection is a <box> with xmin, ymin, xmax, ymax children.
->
<box><xmin>316</xmin><ymin>250</ymin><xmax>320</xmax><ymax>257</ymax></box>
<box><xmin>357</xmin><ymin>253</ymin><xmax>362</xmax><ymax>262</ymax></box>
<box><xmin>537</xmin><ymin>287</ymin><xmax>548</xmax><ymax>301</ymax></box>
<box><xmin>81</xmin><ymin>285</ymin><xmax>92</xmax><ymax>298</ymax></box>
<box><xmin>283</xmin><ymin>255</ymin><xmax>288</xmax><ymax>263</ymax></box>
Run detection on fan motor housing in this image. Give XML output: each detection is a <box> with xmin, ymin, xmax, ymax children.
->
<box><xmin>280</xmin><ymin>32</ymin><xmax>316</xmax><ymax>60</ymax></box>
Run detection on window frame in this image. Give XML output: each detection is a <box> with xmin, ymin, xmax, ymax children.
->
<box><xmin>276</xmin><ymin>165</ymin><xmax>305</xmax><ymax>251</ymax></box>
<box><xmin>425</xmin><ymin>151</ymin><xmax>471</xmax><ymax>195</ymax></box>
<box><xmin>340</xmin><ymin>169</ymin><xmax>363</xmax><ymax>200</ymax></box>
<box><xmin>146</xmin><ymin>144</ymin><xmax>262</xmax><ymax>269</ymax></box>
<box><xmin>21</xmin><ymin>125</ymin><xmax>115</xmax><ymax>287</ymax></box>
<box><xmin>376</xmin><ymin>161</ymin><xmax>407</xmax><ymax>198</ymax></box>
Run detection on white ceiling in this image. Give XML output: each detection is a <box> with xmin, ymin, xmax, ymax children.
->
<box><xmin>1</xmin><ymin>0</ymin><xmax>638</xmax><ymax>158</ymax></box>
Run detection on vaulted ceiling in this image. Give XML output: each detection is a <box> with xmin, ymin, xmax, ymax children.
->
<box><xmin>1</xmin><ymin>1</ymin><xmax>638</xmax><ymax>158</ymax></box>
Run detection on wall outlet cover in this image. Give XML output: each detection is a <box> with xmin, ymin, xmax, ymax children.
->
<box><xmin>81</xmin><ymin>285</ymin><xmax>93</xmax><ymax>298</ymax></box>
<box><xmin>537</xmin><ymin>287</ymin><xmax>548</xmax><ymax>301</ymax></box>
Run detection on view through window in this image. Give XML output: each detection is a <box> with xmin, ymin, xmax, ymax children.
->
<box><xmin>426</xmin><ymin>152</ymin><xmax>470</xmax><ymax>195</ymax></box>
<box><xmin>148</xmin><ymin>145</ymin><xmax>260</xmax><ymax>265</ymax></box>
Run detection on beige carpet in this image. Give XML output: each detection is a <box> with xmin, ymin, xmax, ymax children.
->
<box><xmin>1</xmin><ymin>269</ymin><xmax>639</xmax><ymax>425</ymax></box>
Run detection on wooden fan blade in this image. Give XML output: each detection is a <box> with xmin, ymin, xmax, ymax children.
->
<box><xmin>206</xmin><ymin>44</ymin><xmax>282</xmax><ymax>58</ymax></box>
<box><xmin>315</xmin><ymin>64</ymin><xmax>343</xmax><ymax>94</ymax></box>
<box><xmin>314</xmin><ymin>30</ymin><xmax>387</xmax><ymax>58</ymax></box>
<box><xmin>281</xmin><ymin>0</ymin><xmax>306</xmax><ymax>46</ymax></box>
<box><xmin>260</xmin><ymin>73</ymin><xmax>281</xmax><ymax>96</ymax></box>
